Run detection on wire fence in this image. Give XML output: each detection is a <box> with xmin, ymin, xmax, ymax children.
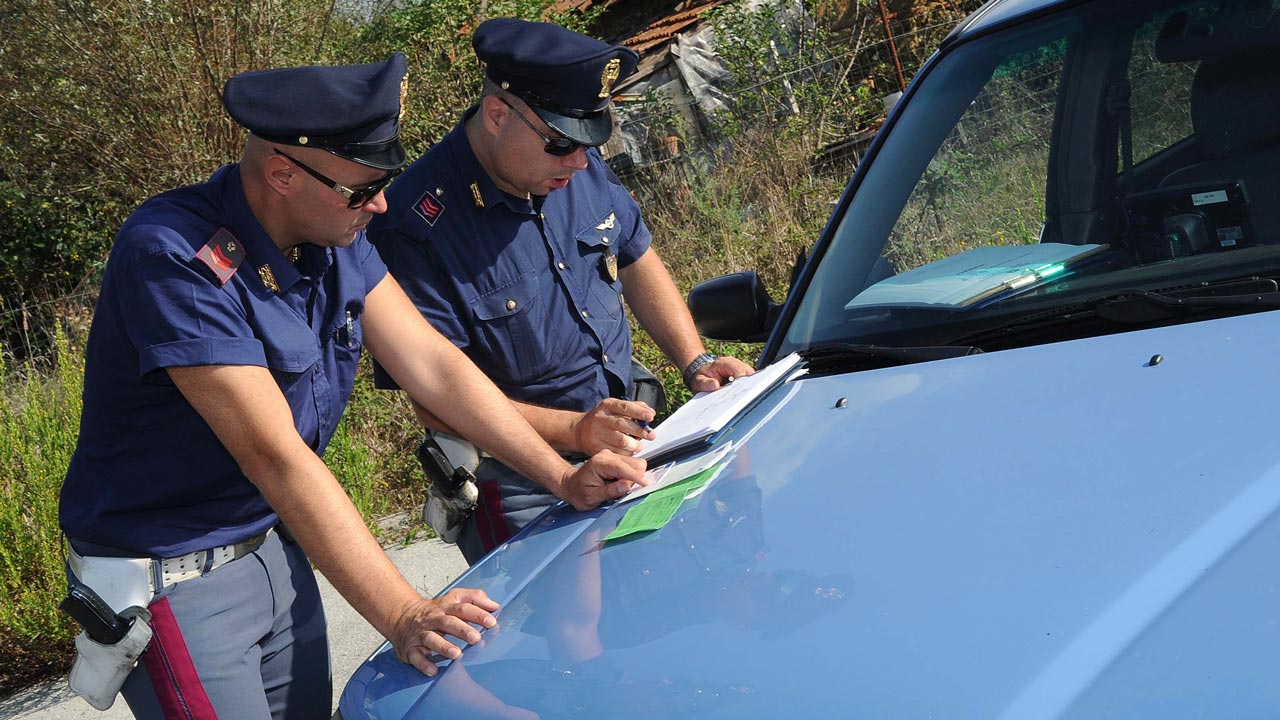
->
<box><xmin>603</xmin><ymin>3</ymin><xmax>979</xmax><ymax>170</ymax></box>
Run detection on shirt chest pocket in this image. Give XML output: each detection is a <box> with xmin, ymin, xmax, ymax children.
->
<box><xmin>575</xmin><ymin>220</ymin><xmax>624</xmax><ymax>320</ymax></box>
<box><xmin>326</xmin><ymin>301</ymin><xmax>364</xmax><ymax>402</ymax></box>
<box><xmin>470</xmin><ymin>270</ymin><xmax>559</xmax><ymax>385</ymax></box>
<box><xmin>327</xmin><ymin>302</ymin><xmax>364</xmax><ymax>356</ymax></box>
<box><xmin>258</xmin><ymin>316</ymin><xmax>321</xmax><ymax>389</ymax></box>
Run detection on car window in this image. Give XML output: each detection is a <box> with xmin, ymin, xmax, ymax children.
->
<box><xmin>1129</xmin><ymin>16</ymin><xmax>1197</xmax><ymax>164</ymax></box>
<box><xmin>885</xmin><ymin>43</ymin><xmax>1060</xmax><ymax>274</ymax></box>
<box><xmin>780</xmin><ymin>0</ymin><xmax>1280</xmax><ymax>357</ymax></box>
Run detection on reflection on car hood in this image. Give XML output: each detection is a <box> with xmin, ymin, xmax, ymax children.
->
<box><xmin>342</xmin><ymin>311</ymin><xmax>1280</xmax><ymax>719</ymax></box>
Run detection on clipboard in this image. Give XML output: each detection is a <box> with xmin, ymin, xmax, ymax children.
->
<box><xmin>638</xmin><ymin>352</ymin><xmax>804</xmax><ymax>466</ymax></box>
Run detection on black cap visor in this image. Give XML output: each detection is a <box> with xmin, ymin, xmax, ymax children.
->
<box><xmin>256</xmin><ymin>133</ymin><xmax>407</xmax><ymax>171</ymax></box>
<box><xmin>316</xmin><ymin>135</ymin><xmax>407</xmax><ymax>171</ymax></box>
<box><xmin>513</xmin><ymin>90</ymin><xmax>614</xmax><ymax>147</ymax></box>
<box><xmin>532</xmin><ymin>108</ymin><xmax>613</xmax><ymax>147</ymax></box>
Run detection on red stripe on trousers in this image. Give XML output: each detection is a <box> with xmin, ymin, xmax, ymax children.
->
<box><xmin>477</xmin><ymin>480</ymin><xmax>511</xmax><ymax>553</ymax></box>
<box><xmin>141</xmin><ymin>595</ymin><xmax>219</xmax><ymax>720</ymax></box>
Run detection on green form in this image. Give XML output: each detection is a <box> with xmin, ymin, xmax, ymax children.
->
<box><xmin>604</xmin><ymin>465</ymin><xmax>722</xmax><ymax>542</ymax></box>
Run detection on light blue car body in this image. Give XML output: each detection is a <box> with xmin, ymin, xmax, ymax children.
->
<box><xmin>342</xmin><ymin>307</ymin><xmax>1280</xmax><ymax>717</ymax></box>
<box><xmin>341</xmin><ymin>0</ymin><xmax>1280</xmax><ymax>715</ymax></box>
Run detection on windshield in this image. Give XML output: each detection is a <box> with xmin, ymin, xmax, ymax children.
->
<box><xmin>781</xmin><ymin>0</ymin><xmax>1280</xmax><ymax>354</ymax></box>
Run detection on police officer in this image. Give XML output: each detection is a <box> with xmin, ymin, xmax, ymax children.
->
<box><xmin>368</xmin><ymin>19</ymin><xmax>754</xmax><ymax>564</ymax></box>
<box><xmin>58</xmin><ymin>53</ymin><xmax>646</xmax><ymax>719</ymax></box>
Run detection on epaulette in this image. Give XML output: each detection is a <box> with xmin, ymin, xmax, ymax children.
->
<box><xmin>194</xmin><ymin>228</ymin><xmax>245</xmax><ymax>285</ymax></box>
<box><xmin>412</xmin><ymin>187</ymin><xmax>447</xmax><ymax>227</ymax></box>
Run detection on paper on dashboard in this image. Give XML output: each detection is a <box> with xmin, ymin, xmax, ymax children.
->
<box><xmin>844</xmin><ymin>243</ymin><xmax>1107</xmax><ymax>310</ymax></box>
<box><xmin>638</xmin><ymin>352</ymin><xmax>803</xmax><ymax>463</ymax></box>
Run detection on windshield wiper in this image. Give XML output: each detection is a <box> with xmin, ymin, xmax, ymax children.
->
<box><xmin>951</xmin><ymin>277</ymin><xmax>1280</xmax><ymax>347</ymax></box>
<box><xmin>801</xmin><ymin>342</ymin><xmax>983</xmax><ymax>375</ymax></box>
<box><xmin>1094</xmin><ymin>279</ymin><xmax>1280</xmax><ymax>323</ymax></box>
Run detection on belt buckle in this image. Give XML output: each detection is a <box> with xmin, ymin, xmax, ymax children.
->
<box><xmin>233</xmin><ymin>530</ymin><xmax>269</xmax><ymax>559</ymax></box>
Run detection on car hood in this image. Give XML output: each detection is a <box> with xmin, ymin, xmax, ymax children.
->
<box><xmin>342</xmin><ymin>311</ymin><xmax>1280</xmax><ymax>719</ymax></box>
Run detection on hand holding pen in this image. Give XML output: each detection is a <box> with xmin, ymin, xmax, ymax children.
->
<box><xmin>571</xmin><ymin>398</ymin><xmax>656</xmax><ymax>456</ymax></box>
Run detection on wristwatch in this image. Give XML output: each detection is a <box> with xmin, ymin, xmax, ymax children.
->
<box><xmin>681</xmin><ymin>352</ymin><xmax>718</xmax><ymax>390</ymax></box>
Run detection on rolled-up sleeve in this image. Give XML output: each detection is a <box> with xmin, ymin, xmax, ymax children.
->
<box><xmin>123</xmin><ymin>250</ymin><xmax>265</xmax><ymax>376</ymax></box>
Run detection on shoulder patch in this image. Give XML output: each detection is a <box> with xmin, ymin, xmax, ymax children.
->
<box><xmin>413</xmin><ymin>189</ymin><xmax>446</xmax><ymax>227</ymax></box>
<box><xmin>194</xmin><ymin>228</ymin><xmax>245</xmax><ymax>285</ymax></box>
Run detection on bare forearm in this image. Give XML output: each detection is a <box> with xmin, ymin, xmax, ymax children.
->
<box><xmin>508</xmin><ymin>401</ymin><xmax>585</xmax><ymax>452</ymax></box>
<box><xmin>168</xmin><ymin>364</ymin><xmax>423</xmax><ymax>642</ymax></box>
<box><xmin>397</xmin><ymin>346</ymin><xmax>572</xmax><ymax>494</ymax></box>
<box><xmin>246</xmin><ymin>448</ymin><xmax>422</xmax><ymax>639</ymax></box>
<box><xmin>412</xmin><ymin>399</ymin><xmax>457</xmax><ymax>436</ymax></box>
<box><xmin>365</xmin><ymin>277</ymin><xmax>572</xmax><ymax>497</ymax></box>
<box><xmin>414</xmin><ymin>395</ymin><xmax>579</xmax><ymax>453</ymax></box>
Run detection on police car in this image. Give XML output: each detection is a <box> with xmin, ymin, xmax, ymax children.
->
<box><xmin>339</xmin><ymin>0</ymin><xmax>1280</xmax><ymax>716</ymax></box>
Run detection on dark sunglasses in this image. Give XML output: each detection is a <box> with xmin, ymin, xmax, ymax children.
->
<box><xmin>496</xmin><ymin>97</ymin><xmax>587</xmax><ymax>157</ymax></box>
<box><xmin>273</xmin><ymin>149</ymin><xmax>400</xmax><ymax>209</ymax></box>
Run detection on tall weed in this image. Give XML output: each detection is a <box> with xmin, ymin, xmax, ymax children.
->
<box><xmin>0</xmin><ymin>330</ymin><xmax>82</xmax><ymax>692</ymax></box>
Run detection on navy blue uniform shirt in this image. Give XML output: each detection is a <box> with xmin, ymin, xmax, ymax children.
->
<box><xmin>368</xmin><ymin>108</ymin><xmax>652</xmax><ymax>410</ymax></box>
<box><xmin>60</xmin><ymin>164</ymin><xmax>387</xmax><ymax>557</ymax></box>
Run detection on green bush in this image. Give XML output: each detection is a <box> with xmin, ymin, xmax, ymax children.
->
<box><xmin>0</xmin><ymin>330</ymin><xmax>83</xmax><ymax>693</ymax></box>
<box><xmin>0</xmin><ymin>0</ymin><xmax>368</xmax><ymax>354</ymax></box>
<box><xmin>327</xmin><ymin>354</ymin><xmax>429</xmax><ymax>540</ymax></box>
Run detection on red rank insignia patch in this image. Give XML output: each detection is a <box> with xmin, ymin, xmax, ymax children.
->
<box><xmin>195</xmin><ymin>228</ymin><xmax>245</xmax><ymax>285</ymax></box>
<box><xmin>413</xmin><ymin>190</ymin><xmax>445</xmax><ymax>226</ymax></box>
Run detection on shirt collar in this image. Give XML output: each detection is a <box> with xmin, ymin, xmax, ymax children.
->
<box><xmin>450</xmin><ymin>105</ymin><xmax>538</xmax><ymax>217</ymax></box>
<box><xmin>216</xmin><ymin>164</ymin><xmax>307</xmax><ymax>293</ymax></box>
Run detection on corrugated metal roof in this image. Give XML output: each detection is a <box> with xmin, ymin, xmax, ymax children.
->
<box><xmin>544</xmin><ymin>0</ymin><xmax>726</xmax><ymax>56</ymax></box>
<box><xmin>621</xmin><ymin>0</ymin><xmax>727</xmax><ymax>54</ymax></box>
<box><xmin>622</xmin><ymin>1</ymin><xmax>732</xmax><ymax>54</ymax></box>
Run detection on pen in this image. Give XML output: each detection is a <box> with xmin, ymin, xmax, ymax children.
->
<box><xmin>633</xmin><ymin>418</ymin><xmax>651</xmax><ymax>432</ymax></box>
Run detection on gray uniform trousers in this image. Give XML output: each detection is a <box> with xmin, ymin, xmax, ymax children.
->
<box><xmin>121</xmin><ymin>530</ymin><xmax>331</xmax><ymax>720</ymax></box>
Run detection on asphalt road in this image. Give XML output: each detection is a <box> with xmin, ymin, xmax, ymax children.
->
<box><xmin>0</xmin><ymin>535</ymin><xmax>468</xmax><ymax>720</ymax></box>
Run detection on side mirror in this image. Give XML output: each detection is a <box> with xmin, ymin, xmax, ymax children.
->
<box><xmin>687</xmin><ymin>271</ymin><xmax>780</xmax><ymax>342</ymax></box>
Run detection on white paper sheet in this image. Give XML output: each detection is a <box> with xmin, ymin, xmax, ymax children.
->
<box><xmin>637</xmin><ymin>352</ymin><xmax>804</xmax><ymax>461</ymax></box>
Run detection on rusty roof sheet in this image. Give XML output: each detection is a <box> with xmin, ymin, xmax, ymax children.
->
<box><xmin>622</xmin><ymin>0</ymin><xmax>727</xmax><ymax>55</ymax></box>
<box><xmin>543</xmin><ymin>0</ymin><xmax>726</xmax><ymax>55</ymax></box>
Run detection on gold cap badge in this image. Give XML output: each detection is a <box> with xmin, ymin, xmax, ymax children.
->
<box><xmin>398</xmin><ymin>70</ymin><xmax>409</xmax><ymax>122</ymax></box>
<box><xmin>598</xmin><ymin>58</ymin><xmax>621</xmax><ymax>99</ymax></box>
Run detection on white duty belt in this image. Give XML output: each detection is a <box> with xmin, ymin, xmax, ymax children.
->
<box><xmin>67</xmin><ymin>528</ymin><xmax>275</xmax><ymax>612</ymax></box>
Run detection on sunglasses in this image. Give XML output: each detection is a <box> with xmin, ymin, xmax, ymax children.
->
<box><xmin>496</xmin><ymin>97</ymin><xmax>588</xmax><ymax>157</ymax></box>
<box><xmin>273</xmin><ymin>149</ymin><xmax>400</xmax><ymax>209</ymax></box>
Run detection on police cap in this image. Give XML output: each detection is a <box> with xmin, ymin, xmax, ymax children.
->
<box><xmin>473</xmin><ymin>19</ymin><xmax>639</xmax><ymax>147</ymax></box>
<box><xmin>223</xmin><ymin>53</ymin><xmax>408</xmax><ymax>170</ymax></box>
